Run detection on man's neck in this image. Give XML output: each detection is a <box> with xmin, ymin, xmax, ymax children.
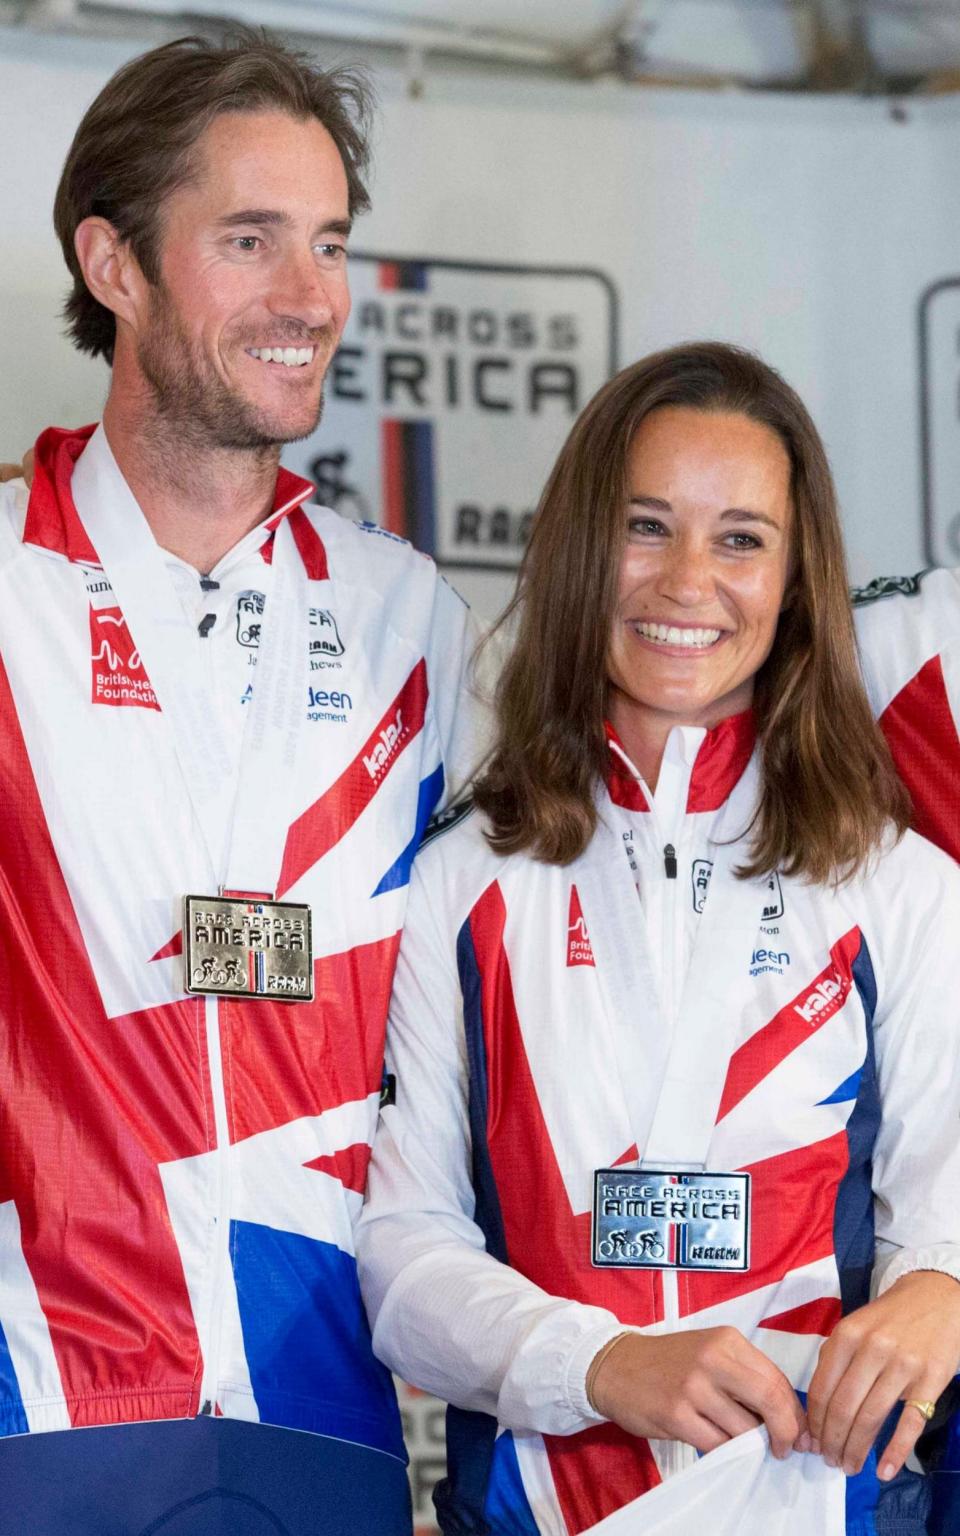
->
<box><xmin>102</xmin><ymin>394</ymin><xmax>281</xmax><ymax>574</ymax></box>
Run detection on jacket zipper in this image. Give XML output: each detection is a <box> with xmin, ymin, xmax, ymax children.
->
<box><xmin>658</xmin><ymin>823</ymin><xmax>697</xmax><ymax>1480</ymax></box>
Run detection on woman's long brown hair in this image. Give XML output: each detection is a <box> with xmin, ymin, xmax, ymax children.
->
<box><xmin>474</xmin><ymin>342</ymin><xmax>909</xmax><ymax>882</ymax></box>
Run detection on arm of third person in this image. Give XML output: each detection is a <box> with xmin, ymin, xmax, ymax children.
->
<box><xmin>0</xmin><ymin>449</ymin><xmax>33</xmax><ymax>485</ymax></box>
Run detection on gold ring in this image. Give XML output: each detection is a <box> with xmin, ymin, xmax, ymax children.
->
<box><xmin>904</xmin><ymin>1399</ymin><xmax>936</xmax><ymax>1422</ymax></box>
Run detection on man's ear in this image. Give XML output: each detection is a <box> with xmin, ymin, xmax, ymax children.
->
<box><xmin>73</xmin><ymin>217</ymin><xmax>148</xmax><ymax>332</ymax></box>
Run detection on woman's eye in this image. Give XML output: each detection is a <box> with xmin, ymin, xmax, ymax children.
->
<box><xmin>724</xmin><ymin>531</ymin><xmax>763</xmax><ymax>550</ymax></box>
<box><xmin>628</xmin><ymin>517</ymin><xmax>667</xmax><ymax>537</ymax></box>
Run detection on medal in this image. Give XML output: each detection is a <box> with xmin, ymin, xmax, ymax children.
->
<box><xmin>593</xmin><ymin>1168</ymin><xmax>750</xmax><ymax>1272</ymax></box>
<box><xmin>184</xmin><ymin>894</ymin><xmax>313</xmax><ymax>1001</ymax></box>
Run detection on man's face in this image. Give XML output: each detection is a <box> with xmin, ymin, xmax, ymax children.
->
<box><xmin>136</xmin><ymin>109</ymin><xmax>352</xmax><ymax>450</ymax></box>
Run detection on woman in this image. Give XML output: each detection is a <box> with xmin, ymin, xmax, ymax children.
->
<box><xmin>356</xmin><ymin>344</ymin><xmax>960</xmax><ymax>1536</ymax></box>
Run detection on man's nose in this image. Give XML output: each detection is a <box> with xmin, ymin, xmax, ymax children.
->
<box><xmin>268</xmin><ymin>251</ymin><xmax>338</xmax><ymax>331</ymax></box>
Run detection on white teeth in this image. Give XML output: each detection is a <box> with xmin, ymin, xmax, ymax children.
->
<box><xmin>248</xmin><ymin>346</ymin><xmax>315</xmax><ymax>366</ymax></box>
<box><xmin>636</xmin><ymin>622</ymin><xmax>721</xmax><ymax>648</ymax></box>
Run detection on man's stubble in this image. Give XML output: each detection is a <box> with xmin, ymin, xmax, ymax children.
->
<box><xmin>137</xmin><ymin>280</ymin><xmax>331</xmax><ymax>455</ymax></box>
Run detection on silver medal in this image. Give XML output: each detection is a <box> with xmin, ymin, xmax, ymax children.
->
<box><xmin>592</xmin><ymin>1168</ymin><xmax>750</xmax><ymax>1272</ymax></box>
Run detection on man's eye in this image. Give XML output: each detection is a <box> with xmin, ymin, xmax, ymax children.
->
<box><xmin>315</xmin><ymin>243</ymin><xmax>347</xmax><ymax>262</ymax></box>
<box><xmin>232</xmin><ymin>236</ymin><xmax>261</xmax><ymax>252</ymax></box>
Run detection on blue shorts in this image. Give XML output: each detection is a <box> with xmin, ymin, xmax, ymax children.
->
<box><xmin>0</xmin><ymin>1417</ymin><xmax>412</xmax><ymax>1535</ymax></box>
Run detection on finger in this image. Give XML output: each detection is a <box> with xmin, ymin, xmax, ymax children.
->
<box><xmin>700</xmin><ymin>1389</ymin><xmax>763</xmax><ymax>1443</ymax></box>
<box><xmin>818</xmin><ymin>1349</ymin><xmax>887</xmax><ymax>1468</ymax></box>
<box><xmin>721</xmin><ymin>1361</ymin><xmax>804</xmax><ymax>1458</ymax></box>
<box><xmin>878</xmin><ymin>1399</ymin><xmax>936</xmax><ymax>1484</ymax></box>
<box><xmin>838</xmin><ymin>1364</ymin><xmax>908</xmax><ymax>1475</ymax></box>
<box><xmin>678</xmin><ymin>1411</ymin><xmax>735</xmax><ymax>1457</ymax></box>
<box><xmin>0</xmin><ymin>463</ymin><xmax>24</xmax><ymax>484</ymax></box>
<box><xmin>807</xmin><ymin>1332</ymin><xmax>858</xmax><ymax>1442</ymax></box>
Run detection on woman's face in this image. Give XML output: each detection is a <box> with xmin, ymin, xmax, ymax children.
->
<box><xmin>607</xmin><ymin>406</ymin><xmax>793</xmax><ymax>746</ymax></box>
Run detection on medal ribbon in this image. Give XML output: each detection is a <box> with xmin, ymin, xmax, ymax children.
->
<box><xmin>574</xmin><ymin>747</ymin><xmax>769</xmax><ymax>1169</ymax></box>
<box><xmin>71</xmin><ymin>425</ymin><xmax>311</xmax><ymax>897</ymax></box>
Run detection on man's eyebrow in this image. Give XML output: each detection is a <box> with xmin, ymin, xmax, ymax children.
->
<box><xmin>217</xmin><ymin>210</ymin><xmax>353</xmax><ymax>238</ymax></box>
<box><xmin>218</xmin><ymin>209</ymin><xmax>290</xmax><ymax>228</ymax></box>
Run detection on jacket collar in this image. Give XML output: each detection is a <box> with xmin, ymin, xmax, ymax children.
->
<box><xmin>22</xmin><ymin>423</ymin><xmax>315</xmax><ymax>567</ymax></box>
<box><xmin>604</xmin><ymin>708</ymin><xmax>757</xmax><ymax>815</ymax></box>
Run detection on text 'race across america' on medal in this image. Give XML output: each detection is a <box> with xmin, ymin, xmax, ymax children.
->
<box><xmin>184</xmin><ymin>895</ymin><xmax>314</xmax><ymax>1002</ymax></box>
<box><xmin>592</xmin><ymin>1169</ymin><xmax>750</xmax><ymax>1272</ymax></box>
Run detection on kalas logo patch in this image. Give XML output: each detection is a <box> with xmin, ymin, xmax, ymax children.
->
<box><xmin>90</xmin><ymin>605</ymin><xmax>159</xmax><ymax>710</ymax></box>
<box><xmin>364</xmin><ymin>708</ymin><xmax>405</xmax><ymax>780</ymax></box>
<box><xmin>566</xmin><ymin>885</ymin><xmax>595</xmax><ymax>968</ymax></box>
<box><xmin>793</xmin><ymin>966</ymin><xmax>850</xmax><ymax>1028</ymax></box>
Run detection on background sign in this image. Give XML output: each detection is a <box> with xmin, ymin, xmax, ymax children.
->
<box><xmin>284</xmin><ymin>255</ymin><xmax>618</xmax><ymax>576</ymax></box>
<box><xmin>920</xmin><ymin>276</ymin><xmax>960</xmax><ymax>567</ymax></box>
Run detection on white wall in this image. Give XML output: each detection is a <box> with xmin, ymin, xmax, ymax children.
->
<box><xmin>2</xmin><ymin>26</ymin><xmax>960</xmax><ymax>616</ymax></box>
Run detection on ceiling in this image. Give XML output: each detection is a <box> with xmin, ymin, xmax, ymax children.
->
<box><xmin>3</xmin><ymin>0</ymin><xmax>960</xmax><ymax>91</ymax></box>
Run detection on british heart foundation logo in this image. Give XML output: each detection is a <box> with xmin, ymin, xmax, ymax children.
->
<box><xmin>90</xmin><ymin>605</ymin><xmax>159</xmax><ymax>710</ymax></box>
<box><xmin>566</xmin><ymin>885</ymin><xmax>595</xmax><ymax>968</ymax></box>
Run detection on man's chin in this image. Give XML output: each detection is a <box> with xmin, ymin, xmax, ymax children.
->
<box><xmin>218</xmin><ymin>401</ymin><xmax>325</xmax><ymax>452</ymax></box>
<box><xmin>243</xmin><ymin>391</ymin><xmax>325</xmax><ymax>449</ymax></box>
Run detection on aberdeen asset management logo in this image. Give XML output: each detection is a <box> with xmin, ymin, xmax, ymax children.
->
<box><xmin>284</xmin><ymin>254</ymin><xmax>618</xmax><ymax>575</ymax></box>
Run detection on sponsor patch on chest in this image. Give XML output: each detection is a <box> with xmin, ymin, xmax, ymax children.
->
<box><xmin>89</xmin><ymin>604</ymin><xmax>159</xmax><ymax>711</ymax></box>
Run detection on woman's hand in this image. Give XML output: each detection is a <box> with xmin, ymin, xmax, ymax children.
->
<box><xmin>589</xmin><ymin>1326</ymin><xmax>805</xmax><ymax>1458</ymax></box>
<box><xmin>805</xmin><ymin>1270</ymin><xmax>960</xmax><ymax>1481</ymax></box>
<box><xmin>0</xmin><ymin>450</ymin><xmax>33</xmax><ymax>485</ymax></box>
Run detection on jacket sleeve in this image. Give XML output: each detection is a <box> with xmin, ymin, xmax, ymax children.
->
<box><xmin>867</xmin><ymin>836</ymin><xmax>960</xmax><ymax>1296</ymax></box>
<box><xmin>354</xmin><ymin>857</ymin><xmax>625</xmax><ymax>1435</ymax></box>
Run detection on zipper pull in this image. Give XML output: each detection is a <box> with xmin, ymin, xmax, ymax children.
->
<box><xmin>663</xmin><ymin>844</ymin><xmax>678</xmax><ymax>879</ymax></box>
<box><xmin>200</xmin><ymin>1399</ymin><xmax>213</xmax><ymax>1416</ymax></box>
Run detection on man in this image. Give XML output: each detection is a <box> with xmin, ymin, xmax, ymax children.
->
<box><xmin>0</xmin><ymin>30</ymin><xmax>480</xmax><ymax>1535</ymax></box>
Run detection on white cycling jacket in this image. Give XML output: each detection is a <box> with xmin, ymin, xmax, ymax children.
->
<box><xmin>357</xmin><ymin>713</ymin><xmax>960</xmax><ymax>1536</ymax></box>
<box><xmin>0</xmin><ymin>423</ymin><xmax>482</xmax><ymax>1475</ymax></box>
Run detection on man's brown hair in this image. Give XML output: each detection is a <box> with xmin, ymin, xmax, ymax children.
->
<box><xmin>53</xmin><ymin>28</ymin><xmax>373</xmax><ymax>364</ymax></box>
<box><xmin>475</xmin><ymin>341</ymin><xmax>909</xmax><ymax>882</ymax></box>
